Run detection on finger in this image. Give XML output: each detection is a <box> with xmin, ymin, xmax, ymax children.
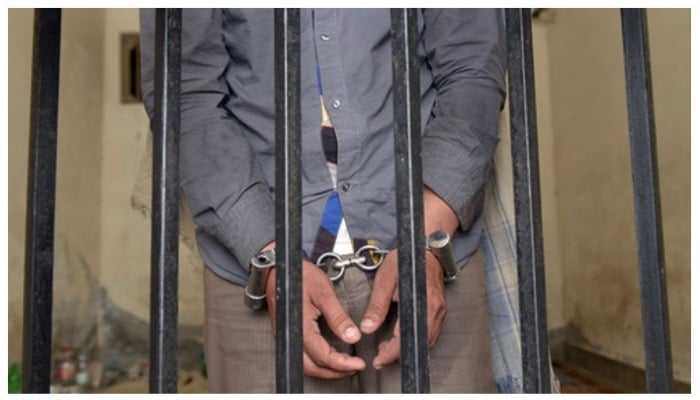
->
<box><xmin>313</xmin><ymin>289</ymin><xmax>361</xmax><ymax>344</ymax></box>
<box><xmin>427</xmin><ymin>290</ymin><xmax>446</xmax><ymax>348</ymax></box>
<box><xmin>303</xmin><ymin>314</ymin><xmax>366</xmax><ymax>373</ymax></box>
<box><xmin>361</xmin><ymin>273</ymin><xmax>396</xmax><ymax>334</ymax></box>
<box><xmin>265</xmin><ymin>268</ymin><xmax>277</xmax><ymax>334</ymax></box>
<box><xmin>428</xmin><ymin>307</ymin><xmax>446</xmax><ymax>347</ymax></box>
<box><xmin>267</xmin><ymin>303</ymin><xmax>276</xmax><ymax>336</ymax></box>
<box><xmin>424</xmin><ymin>253</ymin><xmax>446</xmax><ymax>348</ymax></box>
<box><xmin>303</xmin><ymin>351</ymin><xmax>354</xmax><ymax>379</ymax></box>
<box><xmin>373</xmin><ymin>320</ymin><xmax>401</xmax><ymax>369</ymax></box>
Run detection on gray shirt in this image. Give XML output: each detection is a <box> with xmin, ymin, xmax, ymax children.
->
<box><xmin>140</xmin><ymin>9</ymin><xmax>506</xmax><ymax>286</ymax></box>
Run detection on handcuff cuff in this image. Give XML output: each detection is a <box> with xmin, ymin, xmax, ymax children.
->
<box><xmin>244</xmin><ymin>230</ymin><xmax>460</xmax><ymax>310</ymax></box>
<box><xmin>243</xmin><ymin>249</ymin><xmax>275</xmax><ymax>310</ymax></box>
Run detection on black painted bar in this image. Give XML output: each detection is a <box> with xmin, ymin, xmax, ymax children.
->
<box><xmin>620</xmin><ymin>8</ymin><xmax>673</xmax><ymax>393</ymax></box>
<box><xmin>390</xmin><ymin>8</ymin><xmax>430</xmax><ymax>393</ymax></box>
<box><xmin>149</xmin><ymin>8</ymin><xmax>181</xmax><ymax>394</ymax></box>
<box><xmin>505</xmin><ymin>8</ymin><xmax>551</xmax><ymax>393</ymax></box>
<box><xmin>274</xmin><ymin>8</ymin><xmax>304</xmax><ymax>393</ymax></box>
<box><xmin>22</xmin><ymin>8</ymin><xmax>62</xmax><ymax>394</ymax></box>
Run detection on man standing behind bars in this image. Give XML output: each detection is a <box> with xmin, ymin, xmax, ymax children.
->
<box><xmin>140</xmin><ymin>9</ymin><xmax>505</xmax><ymax>393</ymax></box>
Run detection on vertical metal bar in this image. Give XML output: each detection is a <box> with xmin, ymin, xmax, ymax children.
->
<box><xmin>149</xmin><ymin>8</ymin><xmax>181</xmax><ymax>394</ymax></box>
<box><xmin>505</xmin><ymin>8</ymin><xmax>551</xmax><ymax>393</ymax></box>
<box><xmin>620</xmin><ymin>8</ymin><xmax>673</xmax><ymax>393</ymax></box>
<box><xmin>390</xmin><ymin>8</ymin><xmax>430</xmax><ymax>393</ymax></box>
<box><xmin>22</xmin><ymin>8</ymin><xmax>61</xmax><ymax>394</ymax></box>
<box><xmin>274</xmin><ymin>8</ymin><xmax>304</xmax><ymax>393</ymax></box>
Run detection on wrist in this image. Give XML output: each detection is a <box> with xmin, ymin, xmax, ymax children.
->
<box><xmin>260</xmin><ymin>240</ymin><xmax>275</xmax><ymax>252</ymax></box>
<box><xmin>423</xmin><ymin>186</ymin><xmax>459</xmax><ymax>236</ymax></box>
<box><xmin>426</xmin><ymin>230</ymin><xmax>460</xmax><ymax>283</ymax></box>
<box><xmin>425</xmin><ymin>250</ymin><xmax>442</xmax><ymax>275</ymax></box>
<box><xmin>258</xmin><ymin>241</ymin><xmax>275</xmax><ymax>295</ymax></box>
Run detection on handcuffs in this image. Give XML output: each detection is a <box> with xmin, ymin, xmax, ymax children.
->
<box><xmin>244</xmin><ymin>230</ymin><xmax>460</xmax><ymax>310</ymax></box>
<box><xmin>243</xmin><ymin>249</ymin><xmax>276</xmax><ymax>310</ymax></box>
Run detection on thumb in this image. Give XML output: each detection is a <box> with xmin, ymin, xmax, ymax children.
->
<box><xmin>360</xmin><ymin>271</ymin><xmax>396</xmax><ymax>334</ymax></box>
<box><xmin>314</xmin><ymin>291</ymin><xmax>361</xmax><ymax>345</ymax></box>
<box><xmin>305</xmin><ymin>265</ymin><xmax>361</xmax><ymax>344</ymax></box>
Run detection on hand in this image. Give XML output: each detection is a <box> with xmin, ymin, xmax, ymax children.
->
<box><xmin>359</xmin><ymin>186</ymin><xmax>457</xmax><ymax>369</ymax></box>
<box><xmin>359</xmin><ymin>249</ymin><xmax>446</xmax><ymax>369</ymax></box>
<box><xmin>265</xmin><ymin>259</ymin><xmax>367</xmax><ymax>379</ymax></box>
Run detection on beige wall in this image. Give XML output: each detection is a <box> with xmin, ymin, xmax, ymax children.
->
<box><xmin>545</xmin><ymin>8</ymin><xmax>690</xmax><ymax>382</ymax></box>
<box><xmin>98</xmin><ymin>9</ymin><xmax>204</xmax><ymax>328</ymax></box>
<box><xmin>8</xmin><ymin>8</ymin><xmax>106</xmax><ymax>362</ymax></box>
<box><xmin>98</xmin><ymin>8</ymin><xmax>152</xmax><ymax>324</ymax></box>
<box><xmin>646</xmin><ymin>11</ymin><xmax>692</xmax><ymax>382</ymax></box>
<box><xmin>8</xmin><ymin>8</ymin><xmax>205</xmax><ymax>364</ymax></box>
<box><xmin>8</xmin><ymin>8</ymin><xmax>35</xmax><ymax>364</ymax></box>
<box><xmin>8</xmin><ymin>7</ymin><xmax>33</xmax><ymax>364</ymax></box>
<box><xmin>532</xmin><ymin>20</ymin><xmax>565</xmax><ymax>331</ymax></box>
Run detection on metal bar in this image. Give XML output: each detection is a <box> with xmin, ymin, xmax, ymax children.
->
<box><xmin>22</xmin><ymin>8</ymin><xmax>62</xmax><ymax>394</ymax></box>
<box><xmin>390</xmin><ymin>8</ymin><xmax>430</xmax><ymax>393</ymax></box>
<box><xmin>149</xmin><ymin>8</ymin><xmax>181</xmax><ymax>394</ymax></box>
<box><xmin>620</xmin><ymin>8</ymin><xmax>673</xmax><ymax>393</ymax></box>
<box><xmin>274</xmin><ymin>8</ymin><xmax>304</xmax><ymax>393</ymax></box>
<box><xmin>505</xmin><ymin>8</ymin><xmax>551</xmax><ymax>393</ymax></box>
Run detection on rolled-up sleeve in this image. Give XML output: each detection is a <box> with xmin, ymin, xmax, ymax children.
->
<box><xmin>140</xmin><ymin>9</ymin><xmax>275</xmax><ymax>271</ymax></box>
<box><xmin>421</xmin><ymin>8</ymin><xmax>506</xmax><ymax>230</ymax></box>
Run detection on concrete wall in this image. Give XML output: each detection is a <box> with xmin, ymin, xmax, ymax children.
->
<box><xmin>8</xmin><ymin>8</ymin><xmax>205</xmax><ymax>366</ymax></box>
<box><xmin>645</xmin><ymin>11</ymin><xmax>692</xmax><ymax>382</ymax></box>
<box><xmin>545</xmin><ymin>8</ymin><xmax>690</xmax><ymax>382</ymax></box>
<box><xmin>8</xmin><ymin>8</ymin><xmax>106</xmax><ymax>362</ymax></box>
<box><xmin>98</xmin><ymin>8</ymin><xmax>204</xmax><ymax>329</ymax></box>
<box><xmin>98</xmin><ymin>9</ymin><xmax>152</xmax><ymax>324</ymax></box>
<box><xmin>8</xmin><ymin>7</ymin><xmax>36</xmax><ymax>365</ymax></box>
<box><xmin>532</xmin><ymin>19</ymin><xmax>565</xmax><ymax>331</ymax></box>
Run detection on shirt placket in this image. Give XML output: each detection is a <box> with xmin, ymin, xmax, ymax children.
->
<box><xmin>312</xmin><ymin>10</ymin><xmax>362</xmax><ymax>203</ymax></box>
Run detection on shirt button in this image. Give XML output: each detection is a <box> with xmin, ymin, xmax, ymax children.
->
<box><xmin>320</xmin><ymin>34</ymin><xmax>330</xmax><ymax>41</ymax></box>
<box><xmin>341</xmin><ymin>182</ymin><xmax>351</xmax><ymax>192</ymax></box>
<box><xmin>331</xmin><ymin>99</ymin><xmax>341</xmax><ymax>109</ymax></box>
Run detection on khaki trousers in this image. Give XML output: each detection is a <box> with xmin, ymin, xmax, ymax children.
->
<box><xmin>203</xmin><ymin>249</ymin><xmax>494</xmax><ymax>393</ymax></box>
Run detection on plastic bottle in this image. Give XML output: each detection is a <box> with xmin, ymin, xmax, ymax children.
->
<box><xmin>56</xmin><ymin>348</ymin><xmax>76</xmax><ymax>387</ymax></box>
<box><xmin>74</xmin><ymin>353</ymin><xmax>90</xmax><ymax>392</ymax></box>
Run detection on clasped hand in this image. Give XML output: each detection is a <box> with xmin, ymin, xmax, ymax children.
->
<box><xmin>264</xmin><ymin>250</ymin><xmax>446</xmax><ymax>379</ymax></box>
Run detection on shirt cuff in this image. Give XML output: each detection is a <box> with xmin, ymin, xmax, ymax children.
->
<box><xmin>422</xmin><ymin>134</ymin><xmax>495</xmax><ymax>231</ymax></box>
<box><xmin>213</xmin><ymin>183</ymin><xmax>276</xmax><ymax>273</ymax></box>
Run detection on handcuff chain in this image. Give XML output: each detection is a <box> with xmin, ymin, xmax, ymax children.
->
<box><xmin>316</xmin><ymin>245</ymin><xmax>390</xmax><ymax>282</ymax></box>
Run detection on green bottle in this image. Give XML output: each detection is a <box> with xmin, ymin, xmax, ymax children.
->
<box><xmin>8</xmin><ymin>362</ymin><xmax>21</xmax><ymax>394</ymax></box>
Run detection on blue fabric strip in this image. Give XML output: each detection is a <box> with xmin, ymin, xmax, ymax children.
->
<box><xmin>319</xmin><ymin>191</ymin><xmax>343</xmax><ymax>234</ymax></box>
<box><xmin>316</xmin><ymin>64</ymin><xmax>323</xmax><ymax>94</ymax></box>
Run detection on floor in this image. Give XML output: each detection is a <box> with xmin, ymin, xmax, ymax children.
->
<box><xmin>92</xmin><ymin>360</ymin><xmax>669</xmax><ymax>393</ymax></box>
<box><xmin>96</xmin><ymin>366</ymin><xmax>622</xmax><ymax>394</ymax></box>
<box><xmin>553</xmin><ymin>360</ymin><xmax>628</xmax><ymax>393</ymax></box>
<box><xmin>96</xmin><ymin>370</ymin><xmax>208</xmax><ymax>394</ymax></box>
